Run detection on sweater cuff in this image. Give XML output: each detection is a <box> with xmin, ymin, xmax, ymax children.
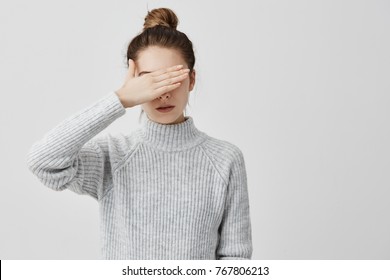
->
<box><xmin>97</xmin><ymin>91</ymin><xmax>126</xmax><ymax>119</ymax></box>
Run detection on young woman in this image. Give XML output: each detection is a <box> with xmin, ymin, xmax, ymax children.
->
<box><xmin>27</xmin><ymin>7</ymin><xmax>252</xmax><ymax>260</ymax></box>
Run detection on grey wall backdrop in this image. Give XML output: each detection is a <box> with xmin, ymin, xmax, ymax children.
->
<box><xmin>1</xmin><ymin>0</ymin><xmax>389</xmax><ymax>259</ymax></box>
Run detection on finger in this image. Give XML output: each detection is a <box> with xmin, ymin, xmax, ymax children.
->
<box><xmin>150</xmin><ymin>64</ymin><xmax>184</xmax><ymax>77</ymax></box>
<box><xmin>153</xmin><ymin>82</ymin><xmax>182</xmax><ymax>97</ymax></box>
<box><xmin>153</xmin><ymin>72</ymin><xmax>189</xmax><ymax>90</ymax></box>
<box><xmin>126</xmin><ymin>59</ymin><xmax>135</xmax><ymax>81</ymax></box>
<box><xmin>153</xmin><ymin>68</ymin><xmax>190</xmax><ymax>83</ymax></box>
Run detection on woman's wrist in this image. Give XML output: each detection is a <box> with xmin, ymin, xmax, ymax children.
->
<box><xmin>115</xmin><ymin>89</ymin><xmax>132</xmax><ymax>108</ymax></box>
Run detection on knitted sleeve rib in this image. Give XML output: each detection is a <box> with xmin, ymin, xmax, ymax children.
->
<box><xmin>216</xmin><ymin>148</ymin><xmax>253</xmax><ymax>260</ymax></box>
<box><xmin>26</xmin><ymin>91</ymin><xmax>126</xmax><ymax>201</ymax></box>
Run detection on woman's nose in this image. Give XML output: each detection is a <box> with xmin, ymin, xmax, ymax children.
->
<box><xmin>159</xmin><ymin>92</ymin><xmax>171</xmax><ymax>99</ymax></box>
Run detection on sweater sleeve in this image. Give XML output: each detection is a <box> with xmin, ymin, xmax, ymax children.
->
<box><xmin>216</xmin><ymin>148</ymin><xmax>253</xmax><ymax>260</ymax></box>
<box><xmin>26</xmin><ymin>91</ymin><xmax>126</xmax><ymax>201</ymax></box>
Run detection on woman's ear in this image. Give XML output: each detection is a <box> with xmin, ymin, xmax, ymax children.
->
<box><xmin>189</xmin><ymin>69</ymin><xmax>196</xmax><ymax>91</ymax></box>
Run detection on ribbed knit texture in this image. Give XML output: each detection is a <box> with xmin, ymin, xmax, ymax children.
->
<box><xmin>27</xmin><ymin>91</ymin><xmax>253</xmax><ymax>260</ymax></box>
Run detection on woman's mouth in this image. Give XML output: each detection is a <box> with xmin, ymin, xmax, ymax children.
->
<box><xmin>156</xmin><ymin>106</ymin><xmax>175</xmax><ymax>113</ymax></box>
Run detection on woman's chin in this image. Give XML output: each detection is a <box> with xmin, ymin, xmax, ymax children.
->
<box><xmin>148</xmin><ymin>113</ymin><xmax>185</xmax><ymax>125</ymax></box>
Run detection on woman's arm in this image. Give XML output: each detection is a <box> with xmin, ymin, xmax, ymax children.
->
<box><xmin>216</xmin><ymin>148</ymin><xmax>253</xmax><ymax>259</ymax></box>
<box><xmin>26</xmin><ymin>91</ymin><xmax>126</xmax><ymax>200</ymax></box>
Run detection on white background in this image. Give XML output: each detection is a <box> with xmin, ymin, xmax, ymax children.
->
<box><xmin>0</xmin><ymin>0</ymin><xmax>389</xmax><ymax>259</ymax></box>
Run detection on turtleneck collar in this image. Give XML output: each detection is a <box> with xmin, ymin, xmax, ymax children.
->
<box><xmin>139</xmin><ymin>115</ymin><xmax>207</xmax><ymax>152</ymax></box>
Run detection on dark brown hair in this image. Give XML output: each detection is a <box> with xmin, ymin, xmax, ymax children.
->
<box><xmin>125</xmin><ymin>7</ymin><xmax>196</xmax><ymax>121</ymax></box>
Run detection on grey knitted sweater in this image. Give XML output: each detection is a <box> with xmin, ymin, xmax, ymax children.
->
<box><xmin>27</xmin><ymin>91</ymin><xmax>253</xmax><ymax>260</ymax></box>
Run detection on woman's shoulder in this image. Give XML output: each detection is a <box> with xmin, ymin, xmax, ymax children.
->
<box><xmin>199</xmin><ymin>134</ymin><xmax>246</xmax><ymax>184</ymax></box>
<box><xmin>91</xmin><ymin>130</ymin><xmax>142</xmax><ymax>167</ymax></box>
<box><xmin>93</xmin><ymin>130</ymin><xmax>140</xmax><ymax>149</ymax></box>
<box><xmin>201</xmin><ymin>133</ymin><xmax>245</xmax><ymax>164</ymax></box>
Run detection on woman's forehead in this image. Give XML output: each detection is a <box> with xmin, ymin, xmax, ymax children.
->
<box><xmin>136</xmin><ymin>46</ymin><xmax>186</xmax><ymax>72</ymax></box>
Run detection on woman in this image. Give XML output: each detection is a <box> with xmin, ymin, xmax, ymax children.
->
<box><xmin>27</xmin><ymin>7</ymin><xmax>252</xmax><ymax>260</ymax></box>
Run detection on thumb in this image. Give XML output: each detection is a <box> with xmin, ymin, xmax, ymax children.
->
<box><xmin>126</xmin><ymin>58</ymin><xmax>136</xmax><ymax>81</ymax></box>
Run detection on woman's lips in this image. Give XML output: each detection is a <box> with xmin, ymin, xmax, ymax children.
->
<box><xmin>156</xmin><ymin>106</ymin><xmax>175</xmax><ymax>113</ymax></box>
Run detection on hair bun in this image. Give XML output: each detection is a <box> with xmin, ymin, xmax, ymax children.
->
<box><xmin>143</xmin><ymin>7</ymin><xmax>179</xmax><ymax>30</ymax></box>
